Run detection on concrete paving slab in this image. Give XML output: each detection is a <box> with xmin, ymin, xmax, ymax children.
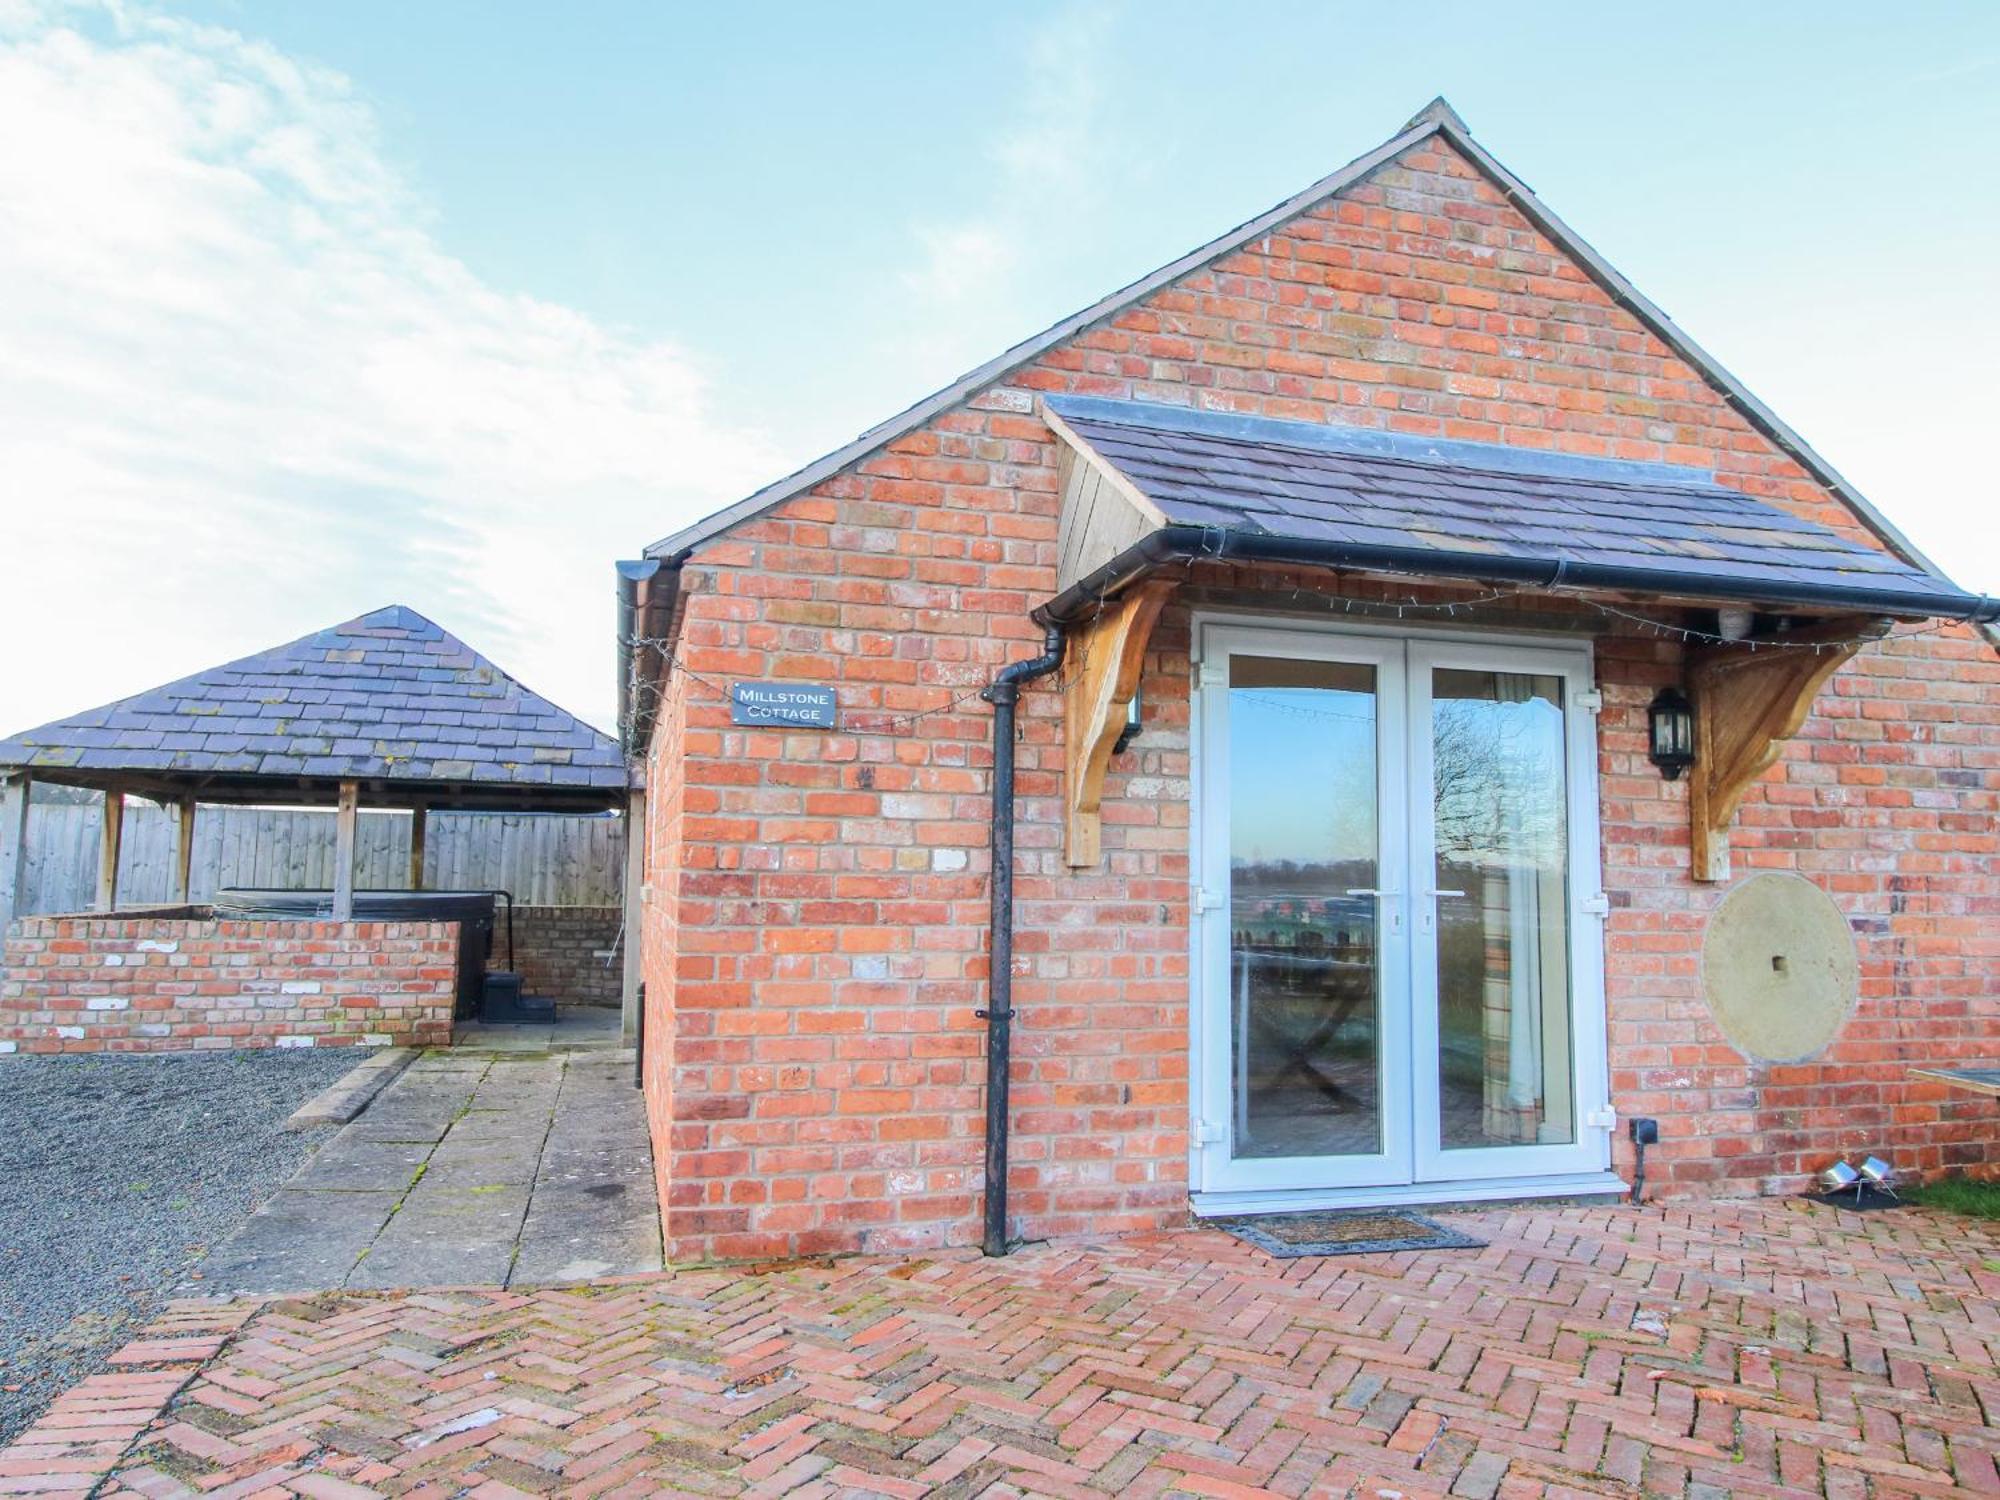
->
<box><xmin>341</xmin><ymin>1114</ymin><xmax>461</xmax><ymax>1145</ymax></box>
<box><xmin>197</xmin><ymin>1188</ymin><xmax>400</xmax><ymax>1294</ymax></box>
<box><xmin>194</xmin><ymin>1032</ymin><xmax>659</xmax><ymax>1293</ymax></box>
<box><xmin>453</xmin><ymin>1006</ymin><xmax>624</xmax><ymax>1053</ymax></box>
<box><xmin>543</xmin><ymin>1102</ymin><xmax>643</xmax><ymax>1122</ymax></box>
<box><xmin>512</xmin><ymin>1183</ymin><xmax>662</xmax><ymax>1285</ymax></box>
<box><xmin>447</xmin><ymin>1112</ymin><xmax>550</xmax><ymax>1144</ymax></box>
<box><xmin>288</xmin><ymin>1136</ymin><xmax>433</xmax><ymax>1192</ymax></box>
<box><xmin>350</xmin><ymin>1185</ymin><xmax>530</xmax><ymax>1289</ymax></box>
<box><xmin>531</xmin><ymin>1147</ymin><xmax>656</xmax><ymax>1184</ymax></box>
<box><xmin>285</xmin><ymin>1048</ymin><xmax>419</xmax><ymax>1130</ymax></box>
<box><xmin>421</xmin><ymin>1140</ymin><xmax>542</xmax><ymax>1188</ymax></box>
<box><xmin>540</xmin><ymin>1133</ymin><xmax>644</xmax><ymax>1158</ymax></box>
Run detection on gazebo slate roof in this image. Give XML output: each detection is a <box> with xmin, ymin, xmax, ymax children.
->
<box><xmin>0</xmin><ymin>606</ymin><xmax>626</xmax><ymax>809</ymax></box>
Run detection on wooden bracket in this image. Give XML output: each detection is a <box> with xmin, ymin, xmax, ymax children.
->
<box><xmin>1686</xmin><ymin>617</ymin><xmax>1887</xmax><ymax>882</ymax></box>
<box><xmin>1063</xmin><ymin>581</ymin><xmax>1173</xmax><ymax>867</ymax></box>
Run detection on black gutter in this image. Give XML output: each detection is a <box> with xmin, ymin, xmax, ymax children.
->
<box><xmin>1030</xmin><ymin>526</ymin><xmax>2000</xmax><ymax>629</ymax></box>
<box><xmin>616</xmin><ymin>557</ymin><xmax>684</xmax><ymax>756</ymax></box>
<box><xmin>978</xmin><ymin>626</ymin><xmax>1066</xmax><ymax>1257</ymax></box>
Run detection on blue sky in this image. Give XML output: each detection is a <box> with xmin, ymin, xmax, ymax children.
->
<box><xmin>2</xmin><ymin>2</ymin><xmax>1996</xmax><ymax>733</ymax></box>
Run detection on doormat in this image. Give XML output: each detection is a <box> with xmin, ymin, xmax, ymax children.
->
<box><xmin>1215</xmin><ymin>1210</ymin><xmax>1485</xmax><ymax>1258</ymax></box>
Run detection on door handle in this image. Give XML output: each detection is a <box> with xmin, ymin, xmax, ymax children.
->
<box><xmin>1419</xmin><ymin>888</ymin><xmax>1465</xmax><ymax>934</ymax></box>
<box><xmin>1344</xmin><ymin>888</ymin><xmax>1402</xmax><ymax>934</ymax></box>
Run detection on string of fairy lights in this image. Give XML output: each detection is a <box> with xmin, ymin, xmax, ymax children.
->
<box><xmin>622</xmin><ymin>552</ymin><xmax>1966</xmax><ymax>739</ymax></box>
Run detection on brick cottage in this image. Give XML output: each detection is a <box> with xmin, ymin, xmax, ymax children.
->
<box><xmin>616</xmin><ymin>101</ymin><xmax>2000</xmax><ymax>1263</ymax></box>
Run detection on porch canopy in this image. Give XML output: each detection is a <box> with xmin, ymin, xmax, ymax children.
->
<box><xmin>1039</xmin><ymin>396</ymin><xmax>1997</xmax><ymax>879</ymax></box>
<box><xmin>0</xmin><ymin>605</ymin><xmax>626</xmax><ymax>922</ymax></box>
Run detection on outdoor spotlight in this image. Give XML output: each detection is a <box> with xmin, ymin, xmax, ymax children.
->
<box><xmin>1858</xmin><ymin>1156</ymin><xmax>1897</xmax><ymax>1196</ymax></box>
<box><xmin>1647</xmin><ymin>686</ymin><xmax>1696</xmax><ymax>781</ymax></box>
<box><xmin>1820</xmin><ymin>1160</ymin><xmax>1861</xmax><ymax>1194</ymax></box>
<box><xmin>1627</xmin><ymin>1117</ymin><xmax>1659</xmax><ymax>1205</ymax></box>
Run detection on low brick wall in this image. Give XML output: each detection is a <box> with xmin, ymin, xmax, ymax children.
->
<box><xmin>0</xmin><ymin>912</ymin><xmax>458</xmax><ymax>1054</ymax></box>
<box><xmin>507</xmin><ymin>904</ymin><xmax>621</xmax><ymax>1007</ymax></box>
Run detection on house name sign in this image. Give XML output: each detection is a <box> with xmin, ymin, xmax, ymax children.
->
<box><xmin>729</xmin><ymin>682</ymin><xmax>838</xmax><ymax>730</ymax></box>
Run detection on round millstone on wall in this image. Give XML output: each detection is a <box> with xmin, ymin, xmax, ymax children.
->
<box><xmin>1700</xmin><ymin>872</ymin><xmax>1860</xmax><ymax>1062</ymax></box>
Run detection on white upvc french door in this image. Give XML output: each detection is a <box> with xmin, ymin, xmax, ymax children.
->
<box><xmin>1404</xmin><ymin>638</ymin><xmax>1608</xmax><ymax>1184</ymax></box>
<box><xmin>1192</xmin><ymin>621</ymin><xmax>1609</xmax><ymax>1200</ymax></box>
<box><xmin>1194</xmin><ymin>628</ymin><xmax>1412</xmax><ymax>1191</ymax></box>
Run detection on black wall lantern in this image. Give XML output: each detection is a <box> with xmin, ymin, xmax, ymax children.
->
<box><xmin>1113</xmin><ymin>685</ymin><xmax>1143</xmax><ymax>755</ymax></box>
<box><xmin>1647</xmin><ymin>686</ymin><xmax>1696</xmax><ymax>780</ymax></box>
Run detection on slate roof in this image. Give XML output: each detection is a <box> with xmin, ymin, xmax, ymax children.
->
<box><xmin>0</xmin><ymin>606</ymin><xmax>625</xmax><ymax>802</ymax></box>
<box><xmin>641</xmin><ymin>100</ymin><xmax>1962</xmax><ymax>615</ymax></box>
<box><xmin>1046</xmin><ymin>397</ymin><xmax>1987</xmax><ymax>616</ymax></box>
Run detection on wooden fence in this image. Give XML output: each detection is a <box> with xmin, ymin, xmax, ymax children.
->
<box><xmin>17</xmin><ymin>797</ymin><xmax>625</xmax><ymax>914</ymax></box>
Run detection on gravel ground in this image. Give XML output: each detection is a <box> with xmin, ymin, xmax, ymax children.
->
<box><xmin>0</xmin><ymin>1048</ymin><xmax>369</xmax><ymax>1444</ymax></box>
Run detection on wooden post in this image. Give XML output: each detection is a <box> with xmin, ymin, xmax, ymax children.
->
<box><xmin>332</xmin><ymin>780</ymin><xmax>359</xmax><ymax>920</ymax></box>
<box><xmin>173</xmin><ymin>794</ymin><xmax>197</xmax><ymax>904</ymax></box>
<box><xmin>96</xmin><ymin>790</ymin><xmax>125</xmax><ymax>912</ymax></box>
<box><xmin>620</xmin><ymin>787</ymin><xmax>646</xmax><ymax>1043</ymax></box>
<box><xmin>408</xmin><ymin>804</ymin><xmax>427</xmax><ymax>891</ymax></box>
<box><xmin>0</xmin><ymin>774</ymin><xmax>30</xmax><ymax>930</ymax></box>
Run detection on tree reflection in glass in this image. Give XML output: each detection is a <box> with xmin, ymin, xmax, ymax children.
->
<box><xmin>1430</xmin><ymin>669</ymin><xmax>1573</xmax><ymax>1149</ymax></box>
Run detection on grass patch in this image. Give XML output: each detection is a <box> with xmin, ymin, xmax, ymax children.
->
<box><xmin>1903</xmin><ymin>1179</ymin><xmax>2000</xmax><ymax>1220</ymax></box>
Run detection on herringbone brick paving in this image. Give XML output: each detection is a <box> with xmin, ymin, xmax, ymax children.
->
<box><xmin>8</xmin><ymin>1198</ymin><xmax>2000</xmax><ymax>1497</ymax></box>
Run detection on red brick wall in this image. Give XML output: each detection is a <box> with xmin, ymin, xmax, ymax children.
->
<box><xmin>1599</xmin><ymin>626</ymin><xmax>2000</xmax><ymax>1192</ymax></box>
<box><xmin>509</xmin><ymin>904</ymin><xmax>621</xmax><ymax>1007</ymax></box>
<box><xmin>0</xmin><ymin>913</ymin><xmax>458</xmax><ymax>1053</ymax></box>
<box><xmin>640</xmin><ymin>665</ymin><xmax>690</xmax><ymax>1229</ymax></box>
<box><xmin>639</xmin><ymin>134</ymin><xmax>2000</xmax><ymax>1261</ymax></box>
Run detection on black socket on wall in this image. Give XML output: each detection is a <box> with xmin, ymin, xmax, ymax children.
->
<box><xmin>1629</xmin><ymin>1117</ymin><xmax>1659</xmax><ymax>1146</ymax></box>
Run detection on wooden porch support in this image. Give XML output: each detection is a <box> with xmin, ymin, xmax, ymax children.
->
<box><xmin>408</xmin><ymin>804</ymin><xmax>427</xmax><ymax>890</ymax></box>
<box><xmin>332</xmin><ymin>780</ymin><xmax>359</xmax><ymax>921</ymax></box>
<box><xmin>0</xmin><ymin>774</ymin><xmax>30</xmax><ymax>930</ymax></box>
<box><xmin>1686</xmin><ymin>617</ymin><xmax>1887</xmax><ymax>882</ymax></box>
<box><xmin>173</xmin><ymin>794</ymin><xmax>197</xmax><ymax>903</ymax></box>
<box><xmin>96</xmin><ymin>790</ymin><xmax>125</xmax><ymax>912</ymax></box>
<box><xmin>1063</xmin><ymin>580</ymin><xmax>1174</xmax><ymax>867</ymax></box>
<box><xmin>620</xmin><ymin>786</ymin><xmax>647</xmax><ymax>1043</ymax></box>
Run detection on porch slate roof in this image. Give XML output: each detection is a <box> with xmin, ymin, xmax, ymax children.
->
<box><xmin>0</xmin><ymin>606</ymin><xmax>625</xmax><ymax>803</ymax></box>
<box><xmin>1045</xmin><ymin>396</ymin><xmax>1979</xmax><ymax>614</ymax></box>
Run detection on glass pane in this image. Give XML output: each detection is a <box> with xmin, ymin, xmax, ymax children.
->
<box><xmin>1431</xmin><ymin>668</ymin><xmax>1573</xmax><ymax>1149</ymax></box>
<box><xmin>1229</xmin><ymin>656</ymin><xmax>1381</xmax><ymax>1158</ymax></box>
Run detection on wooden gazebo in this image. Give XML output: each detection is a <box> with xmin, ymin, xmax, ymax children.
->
<box><xmin>0</xmin><ymin>606</ymin><xmax>629</xmax><ymax>926</ymax></box>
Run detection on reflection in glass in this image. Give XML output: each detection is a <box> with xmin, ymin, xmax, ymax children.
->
<box><xmin>1228</xmin><ymin>656</ymin><xmax>1381</xmax><ymax>1158</ymax></box>
<box><xmin>1431</xmin><ymin>668</ymin><xmax>1573</xmax><ymax>1149</ymax></box>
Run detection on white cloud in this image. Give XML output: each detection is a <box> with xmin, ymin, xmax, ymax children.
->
<box><xmin>0</xmin><ymin>1</ymin><xmax>779</xmax><ymax>736</ymax></box>
<box><xmin>892</xmin><ymin>2</ymin><xmax>1125</xmax><ymax>370</ymax></box>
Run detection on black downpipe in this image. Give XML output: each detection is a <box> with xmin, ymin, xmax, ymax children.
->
<box><xmin>633</xmin><ymin>981</ymin><xmax>645</xmax><ymax>1090</ymax></box>
<box><xmin>615</xmin><ymin>559</ymin><xmax>663</xmax><ymax>754</ymax></box>
<box><xmin>979</xmin><ymin>626</ymin><xmax>1066</xmax><ymax>1257</ymax></box>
